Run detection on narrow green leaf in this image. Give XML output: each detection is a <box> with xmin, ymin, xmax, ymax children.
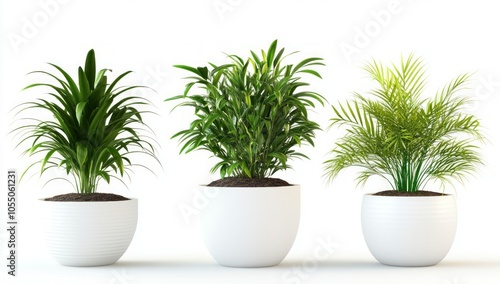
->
<box><xmin>107</xmin><ymin>147</ymin><xmax>124</xmax><ymax>176</ymax></box>
<box><xmin>76</xmin><ymin>142</ymin><xmax>88</xmax><ymax>166</ymax></box>
<box><xmin>267</xmin><ymin>39</ymin><xmax>278</xmax><ymax>68</ymax></box>
<box><xmin>78</xmin><ymin>67</ymin><xmax>90</xmax><ymax>101</ymax></box>
<box><xmin>85</xmin><ymin>49</ymin><xmax>96</xmax><ymax>90</ymax></box>
<box><xmin>76</xmin><ymin>102</ymin><xmax>87</xmax><ymax>125</ymax></box>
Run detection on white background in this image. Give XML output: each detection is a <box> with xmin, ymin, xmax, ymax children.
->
<box><xmin>1</xmin><ymin>0</ymin><xmax>500</xmax><ymax>283</ymax></box>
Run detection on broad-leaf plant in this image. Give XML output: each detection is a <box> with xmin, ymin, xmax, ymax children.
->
<box><xmin>168</xmin><ymin>40</ymin><xmax>326</xmax><ymax>179</ymax></box>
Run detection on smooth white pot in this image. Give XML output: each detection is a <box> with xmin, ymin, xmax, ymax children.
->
<box><xmin>200</xmin><ymin>185</ymin><xmax>300</xmax><ymax>267</ymax></box>
<box><xmin>41</xmin><ymin>198</ymin><xmax>138</xmax><ymax>266</ymax></box>
<box><xmin>361</xmin><ymin>194</ymin><xmax>457</xmax><ymax>267</ymax></box>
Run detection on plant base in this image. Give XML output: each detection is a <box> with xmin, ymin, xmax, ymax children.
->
<box><xmin>45</xmin><ymin>192</ymin><xmax>129</xmax><ymax>201</ymax></box>
<box><xmin>207</xmin><ymin>177</ymin><xmax>290</xmax><ymax>187</ymax></box>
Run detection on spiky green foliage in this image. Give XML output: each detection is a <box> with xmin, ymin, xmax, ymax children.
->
<box><xmin>167</xmin><ymin>40</ymin><xmax>326</xmax><ymax>178</ymax></box>
<box><xmin>14</xmin><ymin>49</ymin><xmax>158</xmax><ymax>195</ymax></box>
<box><xmin>325</xmin><ymin>55</ymin><xmax>483</xmax><ymax>192</ymax></box>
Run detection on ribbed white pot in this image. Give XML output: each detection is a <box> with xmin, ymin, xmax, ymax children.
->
<box><xmin>41</xmin><ymin>198</ymin><xmax>138</xmax><ymax>266</ymax></box>
<box><xmin>361</xmin><ymin>194</ymin><xmax>457</xmax><ymax>266</ymax></box>
<box><xmin>200</xmin><ymin>185</ymin><xmax>300</xmax><ymax>267</ymax></box>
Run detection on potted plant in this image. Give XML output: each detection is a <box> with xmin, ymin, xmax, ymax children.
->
<box><xmin>13</xmin><ymin>49</ymin><xmax>158</xmax><ymax>266</ymax></box>
<box><xmin>324</xmin><ymin>54</ymin><xmax>483</xmax><ymax>266</ymax></box>
<box><xmin>167</xmin><ymin>40</ymin><xmax>325</xmax><ymax>267</ymax></box>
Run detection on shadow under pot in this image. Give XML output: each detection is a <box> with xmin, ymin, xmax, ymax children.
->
<box><xmin>199</xmin><ymin>185</ymin><xmax>300</xmax><ymax>268</ymax></box>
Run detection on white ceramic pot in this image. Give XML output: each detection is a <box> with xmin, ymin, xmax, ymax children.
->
<box><xmin>41</xmin><ymin>198</ymin><xmax>138</xmax><ymax>266</ymax></box>
<box><xmin>361</xmin><ymin>194</ymin><xmax>457</xmax><ymax>266</ymax></box>
<box><xmin>200</xmin><ymin>185</ymin><xmax>300</xmax><ymax>267</ymax></box>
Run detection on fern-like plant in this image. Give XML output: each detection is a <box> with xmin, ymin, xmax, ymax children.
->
<box><xmin>14</xmin><ymin>49</ymin><xmax>157</xmax><ymax>195</ymax></box>
<box><xmin>325</xmin><ymin>54</ymin><xmax>483</xmax><ymax>193</ymax></box>
<box><xmin>168</xmin><ymin>40</ymin><xmax>325</xmax><ymax>179</ymax></box>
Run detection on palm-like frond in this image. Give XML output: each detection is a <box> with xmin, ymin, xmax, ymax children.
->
<box><xmin>325</xmin><ymin>55</ymin><xmax>483</xmax><ymax>192</ymax></box>
<box><xmin>14</xmin><ymin>49</ymin><xmax>158</xmax><ymax>194</ymax></box>
<box><xmin>167</xmin><ymin>40</ymin><xmax>326</xmax><ymax>178</ymax></box>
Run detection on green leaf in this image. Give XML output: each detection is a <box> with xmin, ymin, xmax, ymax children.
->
<box><xmin>324</xmin><ymin>54</ymin><xmax>483</xmax><ymax>192</ymax></box>
<box><xmin>76</xmin><ymin>102</ymin><xmax>87</xmax><ymax>125</ymax></box>
<box><xmin>95</xmin><ymin>69</ymin><xmax>109</xmax><ymax>85</ymax></box>
<box><xmin>266</xmin><ymin>39</ymin><xmax>278</xmax><ymax>68</ymax></box>
<box><xmin>99</xmin><ymin>171</ymin><xmax>111</xmax><ymax>183</ymax></box>
<box><xmin>107</xmin><ymin>147</ymin><xmax>124</xmax><ymax>176</ymax></box>
<box><xmin>14</xmin><ymin>49</ymin><xmax>159</xmax><ymax>195</ymax></box>
<box><xmin>78</xmin><ymin>67</ymin><xmax>91</xmax><ymax>101</ymax></box>
<box><xmin>174</xmin><ymin>65</ymin><xmax>204</xmax><ymax>77</ymax></box>
<box><xmin>41</xmin><ymin>149</ymin><xmax>56</xmax><ymax>172</ymax></box>
<box><xmin>85</xmin><ymin>49</ymin><xmax>96</xmax><ymax>90</ymax></box>
<box><xmin>76</xmin><ymin>142</ymin><xmax>88</xmax><ymax>166</ymax></box>
<box><xmin>166</xmin><ymin>40</ymin><xmax>325</xmax><ymax>178</ymax></box>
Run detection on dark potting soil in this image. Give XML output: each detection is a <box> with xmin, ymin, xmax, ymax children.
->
<box><xmin>373</xmin><ymin>190</ymin><xmax>448</xmax><ymax>197</ymax></box>
<box><xmin>207</xmin><ymin>177</ymin><xmax>291</xmax><ymax>187</ymax></box>
<box><xmin>44</xmin><ymin>193</ymin><xmax>130</xmax><ymax>202</ymax></box>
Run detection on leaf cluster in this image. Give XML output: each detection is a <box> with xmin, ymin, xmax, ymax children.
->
<box><xmin>325</xmin><ymin>55</ymin><xmax>483</xmax><ymax>192</ymax></box>
<box><xmin>168</xmin><ymin>40</ymin><xmax>325</xmax><ymax>178</ymax></box>
<box><xmin>14</xmin><ymin>49</ymin><xmax>158</xmax><ymax>194</ymax></box>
